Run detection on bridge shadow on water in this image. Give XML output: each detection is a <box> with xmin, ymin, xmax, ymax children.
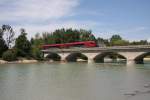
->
<box><xmin>66</xmin><ymin>52</ymin><xmax>88</xmax><ymax>62</ymax></box>
<box><xmin>135</xmin><ymin>52</ymin><xmax>150</xmax><ymax>64</ymax></box>
<box><xmin>45</xmin><ymin>52</ymin><xmax>61</xmax><ymax>61</ymax></box>
<box><xmin>93</xmin><ymin>52</ymin><xmax>127</xmax><ymax>63</ymax></box>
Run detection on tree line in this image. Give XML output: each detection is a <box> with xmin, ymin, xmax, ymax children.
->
<box><xmin>97</xmin><ymin>35</ymin><xmax>149</xmax><ymax>46</ymax></box>
<box><xmin>0</xmin><ymin>25</ymin><xmax>149</xmax><ymax>61</ymax></box>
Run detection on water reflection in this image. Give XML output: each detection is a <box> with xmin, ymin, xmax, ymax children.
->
<box><xmin>0</xmin><ymin>63</ymin><xmax>150</xmax><ymax>100</ymax></box>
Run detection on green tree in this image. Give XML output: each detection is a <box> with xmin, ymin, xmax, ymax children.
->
<box><xmin>0</xmin><ymin>28</ymin><xmax>8</xmax><ymax>57</ymax></box>
<box><xmin>30</xmin><ymin>33</ymin><xmax>44</xmax><ymax>48</ymax></box>
<box><xmin>2</xmin><ymin>49</ymin><xmax>17</xmax><ymax>61</ymax></box>
<box><xmin>110</xmin><ymin>35</ymin><xmax>122</xmax><ymax>42</ymax></box>
<box><xmin>110</xmin><ymin>34</ymin><xmax>129</xmax><ymax>46</ymax></box>
<box><xmin>130</xmin><ymin>40</ymin><xmax>148</xmax><ymax>45</ymax></box>
<box><xmin>2</xmin><ymin>25</ymin><xmax>15</xmax><ymax>48</ymax></box>
<box><xmin>37</xmin><ymin>28</ymin><xmax>96</xmax><ymax>45</ymax></box>
<box><xmin>96</xmin><ymin>37</ymin><xmax>110</xmax><ymax>46</ymax></box>
<box><xmin>111</xmin><ymin>39</ymin><xmax>129</xmax><ymax>46</ymax></box>
<box><xmin>31</xmin><ymin>46</ymin><xmax>43</xmax><ymax>60</ymax></box>
<box><xmin>79</xmin><ymin>29</ymin><xmax>95</xmax><ymax>41</ymax></box>
<box><xmin>15</xmin><ymin>29</ymin><xmax>31</xmax><ymax>57</ymax></box>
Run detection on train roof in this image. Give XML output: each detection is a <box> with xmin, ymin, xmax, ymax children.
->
<box><xmin>42</xmin><ymin>41</ymin><xmax>95</xmax><ymax>47</ymax></box>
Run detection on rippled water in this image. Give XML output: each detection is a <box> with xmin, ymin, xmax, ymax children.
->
<box><xmin>0</xmin><ymin>62</ymin><xmax>150</xmax><ymax>100</ymax></box>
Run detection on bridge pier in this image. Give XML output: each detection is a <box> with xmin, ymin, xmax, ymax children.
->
<box><xmin>83</xmin><ymin>53</ymin><xmax>99</xmax><ymax>63</ymax></box>
<box><xmin>59</xmin><ymin>53</ymin><xmax>70</xmax><ymax>62</ymax></box>
<box><xmin>126</xmin><ymin>60</ymin><xmax>135</xmax><ymax>65</ymax></box>
<box><xmin>87</xmin><ymin>59</ymin><xmax>94</xmax><ymax>63</ymax></box>
<box><xmin>43</xmin><ymin>53</ymin><xmax>48</xmax><ymax>58</ymax></box>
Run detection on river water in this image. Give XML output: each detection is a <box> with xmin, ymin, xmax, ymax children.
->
<box><xmin>0</xmin><ymin>62</ymin><xmax>150</xmax><ymax>100</ymax></box>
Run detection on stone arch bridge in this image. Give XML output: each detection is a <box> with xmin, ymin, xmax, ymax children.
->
<box><xmin>42</xmin><ymin>45</ymin><xmax>150</xmax><ymax>64</ymax></box>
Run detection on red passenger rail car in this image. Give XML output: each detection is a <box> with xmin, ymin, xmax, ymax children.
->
<box><xmin>42</xmin><ymin>41</ymin><xmax>97</xmax><ymax>49</ymax></box>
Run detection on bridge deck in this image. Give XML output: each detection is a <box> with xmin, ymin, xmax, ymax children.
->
<box><xmin>42</xmin><ymin>45</ymin><xmax>150</xmax><ymax>53</ymax></box>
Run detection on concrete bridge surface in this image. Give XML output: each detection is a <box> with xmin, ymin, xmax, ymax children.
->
<box><xmin>41</xmin><ymin>45</ymin><xmax>150</xmax><ymax>64</ymax></box>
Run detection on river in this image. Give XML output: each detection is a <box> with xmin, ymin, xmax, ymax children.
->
<box><xmin>0</xmin><ymin>62</ymin><xmax>150</xmax><ymax>100</ymax></box>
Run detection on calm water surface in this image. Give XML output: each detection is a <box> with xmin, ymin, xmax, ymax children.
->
<box><xmin>0</xmin><ymin>62</ymin><xmax>150</xmax><ymax>100</ymax></box>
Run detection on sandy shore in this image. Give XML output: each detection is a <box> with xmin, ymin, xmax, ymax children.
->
<box><xmin>0</xmin><ymin>60</ymin><xmax>8</xmax><ymax>64</ymax></box>
<box><xmin>1</xmin><ymin>58</ymin><xmax>150</xmax><ymax>64</ymax></box>
<box><xmin>0</xmin><ymin>59</ymin><xmax>38</xmax><ymax>64</ymax></box>
<box><xmin>144</xmin><ymin>58</ymin><xmax>150</xmax><ymax>60</ymax></box>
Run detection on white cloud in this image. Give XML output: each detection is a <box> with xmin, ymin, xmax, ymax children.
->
<box><xmin>147</xmin><ymin>38</ymin><xmax>150</xmax><ymax>42</ymax></box>
<box><xmin>14</xmin><ymin>20</ymin><xmax>98</xmax><ymax>38</ymax></box>
<box><xmin>123</xmin><ymin>26</ymin><xmax>148</xmax><ymax>33</ymax></box>
<box><xmin>1</xmin><ymin>0</ymin><xmax>95</xmax><ymax>39</ymax></box>
<box><xmin>0</xmin><ymin>0</ymin><xmax>79</xmax><ymax>22</ymax></box>
<box><xmin>0</xmin><ymin>0</ymin><xmax>101</xmax><ymax>39</ymax></box>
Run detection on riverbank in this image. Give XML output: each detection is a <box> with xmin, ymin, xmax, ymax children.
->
<box><xmin>144</xmin><ymin>58</ymin><xmax>150</xmax><ymax>60</ymax></box>
<box><xmin>1</xmin><ymin>58</ymin><xmax>150</xmax><ymax>64</ymax></box>
<box><xmin>0</xmin><ymin>59</ymin><xmax>38</xmax><ymax>64</ymax></box>
<box><xmin>0</xmin><ymin>58</ymin><xmax>67</xmax><ymax>64</ymax></box>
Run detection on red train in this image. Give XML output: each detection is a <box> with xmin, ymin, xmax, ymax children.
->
<box><xmin>42</xmin><ymin>41</ymin><xmax>97</xmax><ymax>49</ymax></box>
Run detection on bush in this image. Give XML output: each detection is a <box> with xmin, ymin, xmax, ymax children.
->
<box><xmin>0</xmin><ymin>38</ymin><xmax>8</xmax><ymax>57</ymax></box>
<box><xmin>32</xmin><ymin>47</ymin><xmax>43</xmax><ymax>60</ymax></box>
<box><xmin>2</xmin><ymin>50</ymin><xmax>17</xmax><ymax>61</ymax></box>
<box><xmin>15</xmin><ymin>30</ymin><xmax>31</xmax><ymax>57</ymax></box>
<box><xmin>111</xmin><ymin>40</ymin><xmax>129</xmax><ymax>46</ymax></box>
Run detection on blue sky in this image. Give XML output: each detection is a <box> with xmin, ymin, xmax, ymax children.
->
<box><xmin>0</xmin><ymin>0</ymin><xmax>150</xmax><ymax>41</ymax></box>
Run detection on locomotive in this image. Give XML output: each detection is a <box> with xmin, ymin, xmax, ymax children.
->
<box><xmin>42</xmin><ymin>41</ymin><xmax>97</xmax><ymax>49</ymax></box>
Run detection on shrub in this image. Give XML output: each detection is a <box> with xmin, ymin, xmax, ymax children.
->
<box><xmin>0</xmin><ymin>38</ymin><xmax>8</xmax><ymax>57</ymax></box>
<box><xmin>32</xmin><ymin>47</ymin><xmax>43</xmax><ymax>60</ymax></box>
<box><xmin>2</xmin><ymin>50</ymin><xmax>17</xmax><ymax>61</ymax></box>
<box><xmin>15</xmin><ymin>30</ymin><xmax>31</xmax><ymax>57</ymax></box>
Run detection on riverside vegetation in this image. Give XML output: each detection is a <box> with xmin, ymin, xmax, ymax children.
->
<box><xmin>0</xmin><ymin>25</ymin><xmax>149</xmax><ymax>63</ymax></box>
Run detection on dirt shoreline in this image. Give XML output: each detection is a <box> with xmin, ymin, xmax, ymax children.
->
<box><xmin>0</xmin><ymin>60</ymin><xmax>38</xmax><ymax>64</ymax></box>
<box><xmin>0</xmin><ymin>59</ymin><xmax>67</xmax><ymax>64</ymax></box>
<box><xmin>144</xmin><ymin>58</ymin><xmax>150</xmax><ymax>60</ymax></box>
<box><xmin>1</xmin><ymin>58</ymin><xmax>150</xmax><ymax>64</ymax></box>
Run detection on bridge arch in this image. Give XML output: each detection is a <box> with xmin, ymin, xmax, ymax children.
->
<box><xmin>134</xmin><ymin>52</ymin><xmax>150</xmax><ymax>64</ymax></box>
<box><xmin>46</xmin><ymin>52</ymin><xmax>61</xmax><ymax>61</ymax></box>
<box><xmin>66</xmin><ymin>52</ymin><xmax>88</xmax><ymax>62</ymax></box>
<box><xmin>93</xmin><ymin>52</ymin><xmax>126</xmax><ymax>63</ymax></box>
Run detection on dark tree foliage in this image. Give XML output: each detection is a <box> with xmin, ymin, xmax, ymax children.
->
<box><xmin>32</xmin><ymin>28</ymin><xmax>96</xmax><ymax>46</ymax></box>
<box><xmin>2</xmin><ymin>49</ymin><xmax>17</xmax><ymax>61</ymax></box>
<box><xmin>96</xmin><ymin>37</ymin><xmax>110</xmax><ymax>46</ymax></box>
<box><xmin>130</xmin><ymin>40</ymin><xmax>148</xmax><ymax>45</ymax></box>
<box><xmin>110</xmin><ymin>35</ymin><xmax>122</xmax><ymax>42</ymax></box>
<box><xmin>0</xmin><ymin>38</ymin><xmax>8</xmax><ymax>57</ymax></box>
<box><xmin>31</xmin><ymin>46</ymin><xmax>44</xmax><ymax>60</ymax></box>
<box><xmin>109</xmin><ymin>34</ymin><xmax>129</xmax><ymax>46</ymax></box>
<box><xmin>0</xmin><ymin>28</ymin><xmax>8</xmax><ymax>57</ymax></box>
<box><xmin>15</xmin><ymin>29</ymin><xmax>31</xmax><ymax>57</ymax></box>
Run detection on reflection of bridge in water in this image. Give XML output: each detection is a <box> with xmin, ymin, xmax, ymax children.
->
<box><xmin>42</xmin><ymin>45</ymin><xmax>150</xmax><ymax>64</ymax></box>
